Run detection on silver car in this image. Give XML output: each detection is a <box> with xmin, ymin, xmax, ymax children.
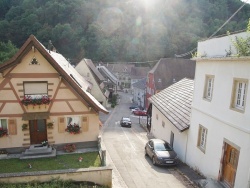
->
<box><xmin>145</xmin><ymin>139</ymin><xmax>178</xmax><ymax>166</ymax></box>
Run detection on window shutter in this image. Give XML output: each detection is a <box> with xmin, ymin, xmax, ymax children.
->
<box><xmin>8</xmin><ymin>119</ymin><xmax>17</xmax><ymax>135</ymax></box>
<box><xmin>82</xmin><ymin>116</ymin><xmax>89</xmax><ymax>132</ymax></box>
<box><xmin>58</xmin><ymin>117</ymin><xmax>65</xmax><ymax>133</ymax></box>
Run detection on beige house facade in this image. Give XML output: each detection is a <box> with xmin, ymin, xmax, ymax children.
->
<box><xmin>0</xmin><ymin>35</ymin><xmax>108</xmax><ymax>153</ymax></box>
<box><xmin>75</xmin><ymin>59</ymin><xmax>110</xmax><ymax>108</ymax></box>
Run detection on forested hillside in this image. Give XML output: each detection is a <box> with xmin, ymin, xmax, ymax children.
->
<box><xmin>0</xmin><ymin>0</ymin><xmax>249</xmax><ymax>64</ymax></box>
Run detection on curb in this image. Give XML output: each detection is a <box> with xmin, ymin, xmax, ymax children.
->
<box><xmin>176</xmin><ymin>168</ymin><xmax>198</xmax><ymax>188</ymax></box>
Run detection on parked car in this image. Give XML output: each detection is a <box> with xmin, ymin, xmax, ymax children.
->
<box><xmin>131</xmin><ymin>107</ymin><xmax>140</xmax><ymax>113</ymax></box>
<box><xmin>133</xmin><ymin>110</ymin><xmax>147</xmax><ymax>116</ymax></box>
<box><xmin>145</xmin><ymin>139</ymin><xmax>178</xmax><ymax>166</ymax></box>
<box><xmin>129</xmin><ymin>105</ymin><xmax>139</xmax><ymax>110</ymax></box>
<box><xmin>120</xmin><ymin>117</ymin><xmax>132</xmax><ymax>128</ymax></box>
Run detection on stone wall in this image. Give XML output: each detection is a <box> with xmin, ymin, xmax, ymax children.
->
<box><xmin>0</xmin><ymin>167</ymin><xmax>112</xmax><ymax>187</ymax></box>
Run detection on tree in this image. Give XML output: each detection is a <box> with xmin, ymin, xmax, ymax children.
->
<box><xmin>0</xmin><ymin>40</ymin><xmax>18</xmax><ymax>64</ymax></box>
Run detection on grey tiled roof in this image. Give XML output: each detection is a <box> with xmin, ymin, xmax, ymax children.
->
<box><xmin>84</xmin><ymin>59</ymin><xmax>105</xmax><ymax>81</ymax></box>
<box><xmin>149</xmin><ymin>78</ymin><xmax>194</xmax><ymax>132</ymax></box>
<box><xmin>130</xmin><ymin>67</ymin><xmax>151</xmax><ymax>79</ymax></box>
<box><xmin>104</xmin><ymin>63</ymin><xmax>135</xmax><ymax>73</ymax></box>
<box><xmin>149</xmin><ymin>58</ymin><xmax>196</xmax><ymax>91</ymax></box>
<box><xmin>132</xmin><ymin>78</ymin><xmax>146</xmax><ymax>90</ymax></box>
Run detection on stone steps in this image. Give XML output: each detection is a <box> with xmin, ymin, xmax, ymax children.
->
<box><xmin>20</xmin><ymin>144</ymin><xmax>56</xmax><ymax>159</ymax></box>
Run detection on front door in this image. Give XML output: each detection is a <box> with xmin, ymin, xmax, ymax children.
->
<box><xmin>29</xmin><ymin>119</ymin><xmax>47</xmax><ymax>144</ymax></box>
<box><xmin>222</xmin><ymin>143</ymin><xmax>239</xmax><ymax>187</ymax></box>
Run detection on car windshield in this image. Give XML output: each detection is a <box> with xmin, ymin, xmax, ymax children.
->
<box><xmin>154</xmin><ymin>142</ymin><xmax>172</xmax><ymax>151</ymax></box>
<box><xmin>123</xmin><ymin>118</ymin><xmax>130</xmax><ymax>121</ymax></box>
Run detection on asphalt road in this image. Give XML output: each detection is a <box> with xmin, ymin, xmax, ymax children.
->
<box><xmin>101</xmin><ymin>92</ymin><xmax>196</xmax><ymax>188</ymax></box>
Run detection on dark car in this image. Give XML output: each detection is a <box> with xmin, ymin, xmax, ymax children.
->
<box><xmin>145</xmin><ymin>139</ymin><xmax>178</xmax><ymax>166</ymax></box>
<box><xmin>120</xmin><ymin>117</ymin><xmax>132</xmax><ymax>128</ymax></box>
<box><xmin>129</xmin><ymin>105</ymin><xmax>139</xmax><ymax>110</ymax></box>
<box><xmin>133</xmin><ymin>110</ymin><xmax>147</xmax><ymax>116</ymax></box>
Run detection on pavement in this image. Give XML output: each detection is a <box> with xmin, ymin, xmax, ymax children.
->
<box><xmin>99</xmin><ymin>105</ymin><xmax>224</xmax><ymax>188</ymax></box>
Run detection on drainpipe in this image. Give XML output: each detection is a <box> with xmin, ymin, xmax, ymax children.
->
<box><xmin>184</xmin><ymin>130</ymin><xmax>189</xmax><ymax>163</ymax></box>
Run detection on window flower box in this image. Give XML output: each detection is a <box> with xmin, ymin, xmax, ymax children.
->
<box><xmin>47</xmin><ymin>122</ymin><xmax>53</xmax><ymax>129</ymax></box>
<box><xmin>22</xmin><ymin>124</ymin><xmax>28</xmax><ymax>131</ymax></box>
<box><xmin>21</xmin><ymin>95</ymin><xmax>51</xmax><ymax>106</ymax></box>
<box><xmin>65</xmin><ymin>124</ymin><xmax>80</xmax><ymax>134</ymax></box>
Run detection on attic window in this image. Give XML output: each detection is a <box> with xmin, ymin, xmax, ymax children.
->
<box><xmin>23</xmin><ymin>81</ymin><xmax>48</xmax><ymax>99</ymax></box>
<box><xmin>30</xmin><ymin>58</ymin><xmax>39</xmax><ymax>65</ymax></box>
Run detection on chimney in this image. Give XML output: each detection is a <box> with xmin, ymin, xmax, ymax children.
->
<box><xmin>48</xmin><ymin>40</ymin><xmax>52</xmax><ymax>53</ymax></box>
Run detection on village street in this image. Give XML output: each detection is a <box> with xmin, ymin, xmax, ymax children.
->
<box><xmin>100</xmin><ymin>91</ymin><xmax>198</xmax><ymax>188</ymax></box>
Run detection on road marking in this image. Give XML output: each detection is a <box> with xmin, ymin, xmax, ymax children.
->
<box><xmin>122</xmin><ymin>128</ymin><xmax>136</xmax><ymax>152</ymax></box>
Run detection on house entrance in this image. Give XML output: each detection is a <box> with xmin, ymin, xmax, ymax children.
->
<box><xmin>29</xmin><ymin>119</ymin><xmax>47</xmax><ymax>144</ymax></box>
<box><xmin>221</xmin><ymin>143</ymin><xmax>239</xmax><ymax>188</ymax></box>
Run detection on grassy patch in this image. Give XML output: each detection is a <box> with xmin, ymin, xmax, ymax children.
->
<box><xmin>0</xmin><ymin>152</ymin><xmax>101</xmax><ymax>173</ymax></box>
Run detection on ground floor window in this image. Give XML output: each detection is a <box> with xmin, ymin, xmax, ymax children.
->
<box><xmin>0</xmin><ymin>119</ymin><xmax>7</xmax><ymax>130</ymax></box>
<box><xmin>197</xmin><ymin>125</ymin><xmax>207</xmax><ymax>153</ymax></box>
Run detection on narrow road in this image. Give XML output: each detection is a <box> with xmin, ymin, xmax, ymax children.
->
<box><xmin>101</xmin><ymin>92</ymin><xmax>195</xmax><ymax>188</ymax></box>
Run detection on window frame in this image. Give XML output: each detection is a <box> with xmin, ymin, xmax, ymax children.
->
<box><xmin>66</xmin><ymin>116</ymin><xmax>81</xmax><ymax>127</ymax></box>
<box><xmin>23</xmin><ymin>81</ymin><xmax>48</xmax><ymax>99</ymax></box>
<box><xmin>0</xmin><ymin>119</ymin><xmax>8</xmax><ymax>130</ymax></box>
<box><xmin>203</xmin><ymin>75</ymin><xmax>214</xmax><ymax>101</ymax></box>
<box><xmin>162</xmin><ymin>121</ymin><xmax>165</xmax><ymax>128</ymax></box>
<box><xmin>197</xmin><ymin>125</ymin><xmax>208</xmax><ymax>153</ymax></box>
<box><xmin>230</xmin><ymin>78</ymin><xmax>248</xmax><ymax>112</ymax></box>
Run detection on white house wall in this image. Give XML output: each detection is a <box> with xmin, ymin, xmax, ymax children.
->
<box><xmin>133</xmin><ymin>87</ymin><xmax>145</xmax><ymax>108</ymax></box>
<box><xmin>197</xmin><ymin>32</ymin><xmax>248</xmax><ymax>57</ymax></box>
<box><xmin>192</xmin><ymin>59</ymin><xmax>250</xmax><ymax>129</ymax></box>
<box><xmin>187</xmin><ymin>108</ymin><xmax>250</xmax><ymax>188</ymax></box>
<box><xmin>186</xmin><ymin>57</ymin><xmax>250</xmax><ymax>188</ymax></box>
<box><xmin>151</xmin><ymin>106</ymin><xmax>188</xmax><ymax>162</ymax></box>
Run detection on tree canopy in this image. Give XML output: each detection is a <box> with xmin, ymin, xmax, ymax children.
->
<box><xmin>0</xmin><ymin>0</ymin><xmax>249</xmax><ymax>64</ymax></box>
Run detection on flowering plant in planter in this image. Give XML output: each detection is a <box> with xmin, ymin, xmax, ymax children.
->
<box><xmin>63</xmin><ymin>144</ymin><xmax>76</xmax><ymax>153</ymax></box>
<box><xmin>0</xmin><ymin>128</ymin><xmax>8</xmax><ymax>137</ymax></box>
<box><xmin>0</xmin><ymin>150</ymin><xmax>8</xmax><ymax>155</ymax></box>
<box><xmin>22</xmin><ymin>124</ymin><xmax>28</xmax><ymax>130</ymax></box>
<box><xmin>21</xmin><ymin>95</ymin><xmax>51</xmax><ymax>106</ymax></box>
<box><xmin>41</xmin><ymin>140</ymin><xmax>48</xmax><ymax>146</ymax></box>
<box><xmin>47</xmin><ymin>122</ymin><xmax>53</xmax><ymax>129</ymax></box>
<box><xmin>65</xmin><ymin>123</ymin><xmax>80</xmax><ymax>134</ymax></box>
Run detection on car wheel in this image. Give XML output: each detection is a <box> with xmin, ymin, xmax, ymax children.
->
<box><xmin>152</xmin><ymin>156</ymin><xmax>157</xmax><ymax>166</ymax></box>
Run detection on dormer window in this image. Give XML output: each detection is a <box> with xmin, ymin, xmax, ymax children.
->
<box><xmin>30</xmin><ymin>58</ymin><xmax>39</xmax><ymax>65</ymax></box>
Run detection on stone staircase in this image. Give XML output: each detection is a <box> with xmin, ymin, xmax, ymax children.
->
<box><xmin>20</xmin><ymin>144</ymin><xmax>56</xmax><ymax>159</ymax></box>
